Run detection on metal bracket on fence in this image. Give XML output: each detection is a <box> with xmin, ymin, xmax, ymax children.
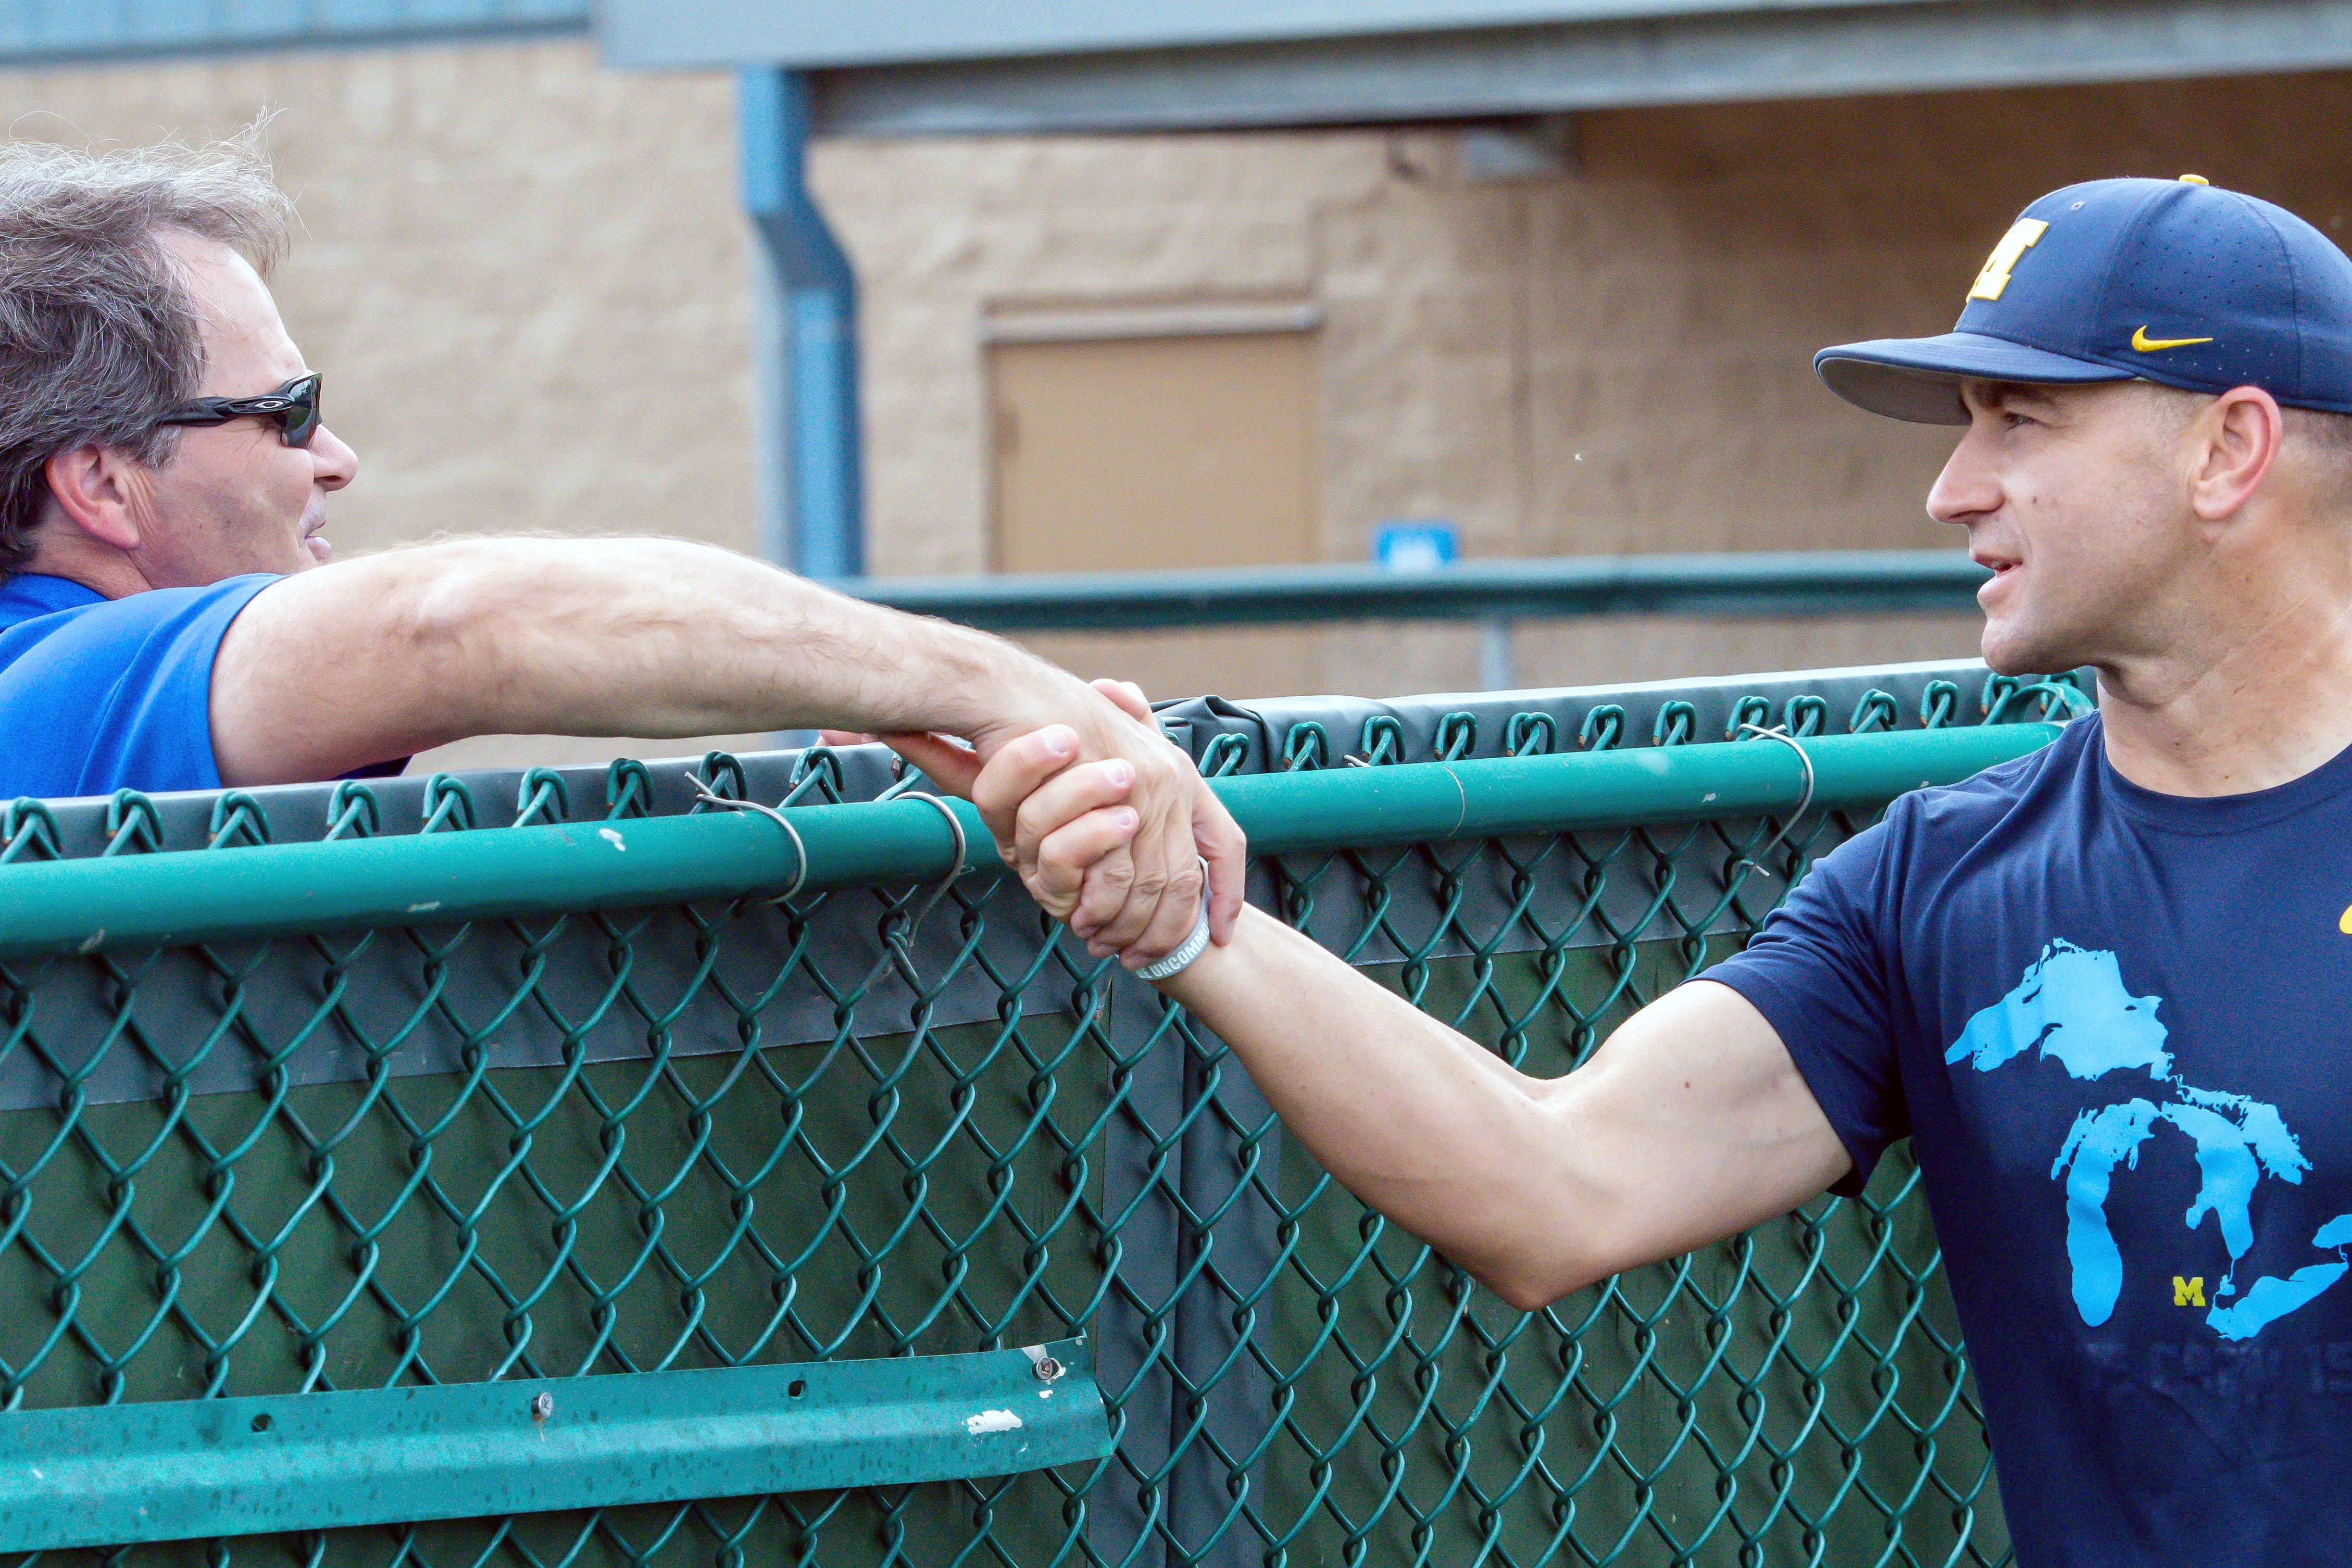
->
<box><xmin>0</xmin><ymin>1338</ymin><xmax>1107</xmax><ymax>1552</ymax></box>
<box><xmin>688</xmin><ymin>775</ymin><xmax>810</xmax><ymax>900</ymax></box>
<box><xmin>882</xmin><ymin>789</ymin><xmax>971</xmax><ymax>960</ymax></box>
<box><xmin>1730</xmin><ymin>722</ymin><xmax>1818</xmax><ymax>881</ymax></box>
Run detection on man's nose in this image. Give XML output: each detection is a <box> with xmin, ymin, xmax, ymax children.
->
<box><xmin>309</xmin><ymin>424</ymin><xmax>359</xmax><ymax>492</ymax></box>
<box><xmin>1925</xmin><ymin>424</ymin><xmax>2000</xmax><ymax>527</ymax></box>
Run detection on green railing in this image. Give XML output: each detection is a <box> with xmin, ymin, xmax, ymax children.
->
<box><xmin>847</xmin><ymin>550</ymin><xmax>1988</xmax><ymax>632</ymax></box>
<box><xmin>0</xmin><ymin>660</ymin><xmax>2078</xmax><ymax>1568</ymax></box>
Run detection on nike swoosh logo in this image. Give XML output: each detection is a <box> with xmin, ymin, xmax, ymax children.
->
<box><xmin>2132</xmin><ymin>327</ymin><xmax>2214</xmax><ymax>352</ymax></box>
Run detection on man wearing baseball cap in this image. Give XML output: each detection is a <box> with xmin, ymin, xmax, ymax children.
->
<box><xmin>950</xmin><ymin>175</ymin><xmax>2352</xmax><ymax>1563</ymax></box>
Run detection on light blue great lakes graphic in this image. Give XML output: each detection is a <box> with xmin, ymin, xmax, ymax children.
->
<box><xmin>1947</xmin><ymin>941</ymin><xmax>2352</xmax><ymax>1340</ymax></box>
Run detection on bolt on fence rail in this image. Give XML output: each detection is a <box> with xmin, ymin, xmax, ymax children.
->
<box><xmin>0</xmin><ymin>659</ymin><xmax>2080</xmax><ymax>1568</ymax></box>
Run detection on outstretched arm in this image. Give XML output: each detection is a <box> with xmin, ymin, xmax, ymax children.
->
<box><xmin>209</xmin><ymin>536</ymin><xmax>1243</xmax><ymax>960</ymax></box>
<box><xmin>981</xmin><ymin>722</ymin><xmax>1850</xmax><ymax>1310</ymax></box>
<box><xmin>1150</xmin><ymin>910</ymin><xmax>1846</xmax><ymax>1307</ymax></box>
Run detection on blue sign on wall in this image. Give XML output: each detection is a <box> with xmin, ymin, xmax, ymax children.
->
<box><xmin>1373</xmin><ymin>521</ymin><xmax>1459</xmax><ymax>573</ymax></box>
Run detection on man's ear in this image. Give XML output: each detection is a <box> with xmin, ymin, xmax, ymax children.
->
<box><xmin>40</xmin><ymin>443</ymin><xmax>143</xmax><ymax>552</ymax></box>
<box><xmin>2187</xmin><ymin>385</ymin><xmax>2284</xmax><ymax>523</ymax></box>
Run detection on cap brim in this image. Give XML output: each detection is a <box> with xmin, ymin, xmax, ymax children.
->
<box><xmin>1814</xmin><ymin>332</ymin><xmax>2133</xmax><ymax>424</ymax></box>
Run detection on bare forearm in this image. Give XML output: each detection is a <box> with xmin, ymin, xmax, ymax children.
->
<box><xmin>1157</xmin><ymin>910</ymin><xmax>1847</xmax><ymax>1308</ymax></box>
<box><xmin>414</xmin><ymin>537</ymin><xmax>1072</xmax><ymax>738</ymax></box>
<box><xmin>213</xmin><ymin>537</ymin><xmax>1086</xmax><ymax>781</ymax></box>
<box><xmin>1158</xmin><ymin>906</ymin><xmax>1611</xmax><ymax>1300</ymax></box>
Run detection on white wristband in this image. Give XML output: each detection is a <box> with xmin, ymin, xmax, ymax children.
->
<box><xmin>1134</xmin><ymin>908</ymin><xmax>1212</xmax><ymax>982</ymax></box>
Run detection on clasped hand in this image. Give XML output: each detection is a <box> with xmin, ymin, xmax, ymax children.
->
<box><xmin>853</xmin><ymin>680</ymin><xmax>1232</xmax><ymax>965</ymax></box>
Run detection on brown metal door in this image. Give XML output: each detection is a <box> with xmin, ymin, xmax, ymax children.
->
<box><xmin>989</xmin><ymin>327</ymin><xmax>1320</xmax><ymax>572</ymax></box>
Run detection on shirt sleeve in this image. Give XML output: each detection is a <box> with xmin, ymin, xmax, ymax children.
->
<box><xmin>1703</xmin><ymin>808</ymin><xmax>1911</xmax><ymax>1195</ymax></box>
<box><xmin>0</xmin><ymin>574</ymin><xmax>277</xmax><ymax>800</ymax></box>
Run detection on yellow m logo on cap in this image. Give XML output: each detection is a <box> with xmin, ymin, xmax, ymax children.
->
<box><xmin>1969</xmin><ymin>218</ymin><xmax>2050</xmax><ymax>303</ymax></box>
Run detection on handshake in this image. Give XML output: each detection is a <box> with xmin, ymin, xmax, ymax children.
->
<box><xmin>837</xmin><ymin>678</ymin><xmax>1241</xmax><ymax>973</ymax></box>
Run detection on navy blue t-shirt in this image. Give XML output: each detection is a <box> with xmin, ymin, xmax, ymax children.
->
<box><xmin>0</xmin><ymin>571</ymin><xmax>277</xmax><ymax>800</ymax></box>
<box><xmin>1710</xmin><ymin>713</ymin><xmax>2352</xmax><ymax>1566</ymax></box>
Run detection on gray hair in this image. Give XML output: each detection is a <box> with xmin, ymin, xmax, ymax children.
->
<box><xmin>0</xmin><ymin>126</ymin><xmax>295</xmax><ymax>578</ymax></box>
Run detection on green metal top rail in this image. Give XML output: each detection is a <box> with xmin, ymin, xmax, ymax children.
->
<box><xmin>843</xmin><ymin>549</ymin><xmax>1989</xmax><ymax>632</ymax></box>
<box><xmin>0</xmin><ymin>723</ymin><xmax>2057</xmax><ymax>961</ymax></box>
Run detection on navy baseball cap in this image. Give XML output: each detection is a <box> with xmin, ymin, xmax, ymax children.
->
<box><xmin>1816</xmin><ymin>175</ymin><xmax>2352</xmax><ymax>424</ymax></box>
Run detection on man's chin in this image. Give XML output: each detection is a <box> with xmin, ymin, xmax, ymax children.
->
<box><xmin>1980</xmin><ymin>621</ymin><xmax>2083</xmax><ymax>679</ymax></box>
<box><xmin>300</xmin><ymin>534</ymin><xmax>331</xmax><ymax>566</ymax></box>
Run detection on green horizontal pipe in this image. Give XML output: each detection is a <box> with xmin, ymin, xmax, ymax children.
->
<box><xmin>0</xmin><ymin>724</ymin><xmax>2058</xmax><ymax>961</ymax></box>
<box><xmin>847</xmin><ymin>549</ymin><xmax>1990</xmax><ymax>632</ymax></box>
<box><xmin>0</xmin><ymin>1338</ymin><xmax>1104</xmax><ymax>1552</ymax></box>
<box><xmin>0</xmin><ymin>796</ymin><xmax>997</xmax><ymax>961</ymax></box>
<box><xmin>1223</xmin><ymin>723</ymin><xmax>2060</xmax><ymax>854</ymax></box>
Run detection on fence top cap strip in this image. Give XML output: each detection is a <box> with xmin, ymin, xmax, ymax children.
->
<box><xmin>0</xmin><ymin>721</ymin><xmax>2066</xmax><ymax>961</ymax></box>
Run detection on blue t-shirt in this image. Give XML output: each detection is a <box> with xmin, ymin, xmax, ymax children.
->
<box><xmin>0</xmin><ymin>571</ymin><xmax>277</xmax><ymax>800</ymax></box>
<box><xmin>1710</xmin><ymin>712</ymin><xmax>2352</xmax><ymax>1566</ymax></box>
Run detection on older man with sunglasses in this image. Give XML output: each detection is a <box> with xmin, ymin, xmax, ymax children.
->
<box><xmin>0</xmin><ymin>134</ymin><xmax>1240</xmax><ymax>966</ymax></box>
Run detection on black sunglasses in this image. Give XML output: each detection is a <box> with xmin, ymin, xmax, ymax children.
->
<box><xmin>157</xmin><ymin>373</ymin><xmax>323</xmax><ymax>448</ymax></box>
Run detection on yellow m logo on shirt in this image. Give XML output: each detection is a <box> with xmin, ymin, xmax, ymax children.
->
<box><xmin>2174</xmin><ymin>1275</ymin><xmax>2205</xmax><ymax>1308</ymax></box>
<box><xmin>1969</xmin><ymin>218</ymin><xmax>2050</xmax><ymax>303</ymax></box>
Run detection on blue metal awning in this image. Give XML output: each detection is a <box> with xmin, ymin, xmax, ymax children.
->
<box><xmin>600</xmin><ymin>0</ymin><xmax>2352</xmax><ymax>135</ymax></box>
<box><xmin>600</xmin><ymin>0</ymin><xmax>1919</xmax><ymax>72</ymax></box>
<box><xmin>0</xmin><ymin>0</ymin><xmax>586</xmax><ymax>66</ymax></box>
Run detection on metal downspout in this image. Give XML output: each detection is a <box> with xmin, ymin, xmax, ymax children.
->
<box><xmin>737</xmin><ymin>68</ymin><xmax>864</xmax><ymax>578</ymax></box>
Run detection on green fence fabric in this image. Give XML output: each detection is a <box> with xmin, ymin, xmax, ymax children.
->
<box><xmin>0</xmin><ymin>660</ymin><xmax>2084</xmax><ymax>1568</ymax></box>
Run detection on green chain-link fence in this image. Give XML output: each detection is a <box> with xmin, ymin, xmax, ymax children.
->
<box><xmin>0</xmin><ymin>660</ymin><xmax>2083</xmax><ymax>1568</ymax></box>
